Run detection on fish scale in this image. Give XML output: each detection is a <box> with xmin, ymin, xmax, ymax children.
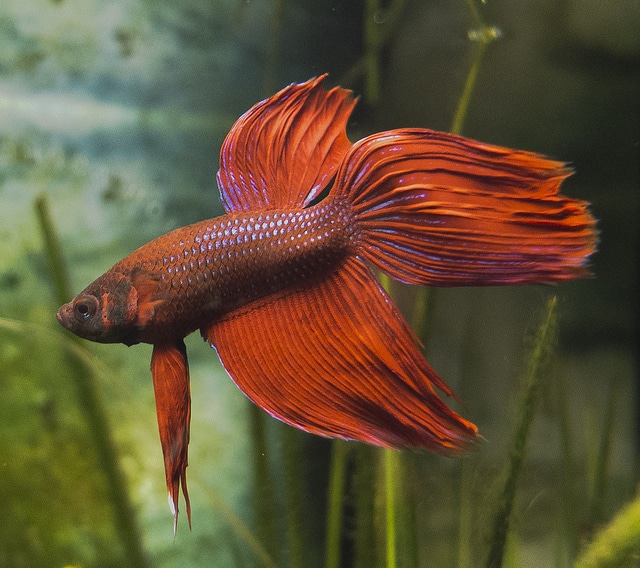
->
<box><xmin>105</xmin><ymin>199</ymin><xmax>355</xmax><ymax>343</ymax></box>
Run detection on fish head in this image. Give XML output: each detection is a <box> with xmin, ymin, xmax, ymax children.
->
<box><xmin>56</xmin><ymin>270</ymin><xmax>143</xmax><ymax>346</ymax></box>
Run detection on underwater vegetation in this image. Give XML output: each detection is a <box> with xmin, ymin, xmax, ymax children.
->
<box><xmin>56</xmin><ymin>72</ymin><xmax>596</xmax><ymax>536</ymax></box>
<box><xmin>1</xmin><ymin>0</ymin><xmax>638</xmax><ymax>567</ymax></box>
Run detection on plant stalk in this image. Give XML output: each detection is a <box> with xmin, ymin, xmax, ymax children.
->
<box><xmin>485</xmin><ymin>296</ymin><xmax>558</xmax><ymax>568</ymax></box>
<box><xmin>35</xmin><ymin>194</ymin><xmax>151</xmax><ymax>567</ymax></box>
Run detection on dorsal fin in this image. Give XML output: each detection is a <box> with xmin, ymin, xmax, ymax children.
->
<box><xmin>216</xmin><ymin>75</ymin><xmax>356</xmax><ymax>212</ymax></box>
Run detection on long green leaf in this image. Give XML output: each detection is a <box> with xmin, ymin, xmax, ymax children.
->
<box><xmin>485</xmin><ymin>296</ymin><xmax>558</xmax><ymax>568</ymax></box>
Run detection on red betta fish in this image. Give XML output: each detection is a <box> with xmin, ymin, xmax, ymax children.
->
<box><xmin>56</xmin><ymin>75</ymin><xmax>596</xmax><ymax>533</ymax></box>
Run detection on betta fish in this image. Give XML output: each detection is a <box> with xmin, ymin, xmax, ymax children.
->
<box><xmin>56</xmin><ymin>75</ymin><xmax>596</xmax><ymax>533</ymax></box>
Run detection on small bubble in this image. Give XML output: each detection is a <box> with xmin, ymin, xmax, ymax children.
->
<box><xmin>373</xmin><ymin>10</ymin><xmax>386</xmax><ymax>24</ymax></box>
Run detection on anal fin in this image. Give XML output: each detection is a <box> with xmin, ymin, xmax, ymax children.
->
<box><xmin>202</xmin><ymin>258</ymin><xmax>478</xmax><ymax>453</ymax></box>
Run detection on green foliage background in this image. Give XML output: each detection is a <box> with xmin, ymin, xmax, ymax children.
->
<box><xmin>1</xmin><ymin>0</ymin><xmax>638</xmax><ymax>567</ymax></box>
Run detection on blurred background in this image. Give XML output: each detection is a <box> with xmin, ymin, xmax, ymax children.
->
<box><xmin>0</xmin><ymin>0</ymin><xmax>638</xmax><ymax>566</ymax></box>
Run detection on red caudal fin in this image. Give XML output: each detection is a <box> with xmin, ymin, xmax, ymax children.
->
<box><xmin>331</xmin><ymin>128</ymin><xmax>596</xmax><ymax>286</ymax></box>
<box><xmin>151</xmin><ymin>341</ymin><xmax>192</xmax><ymax>535</ymax></box>
<box><xmin>217</xmin><ymin>75</ymin><xmax>356</xmax><ymax>212</ymax></box>
<box><xmin>202</xmin><ymin>258</ymin><xmax>479</xmax><ymax>453</ymax></box>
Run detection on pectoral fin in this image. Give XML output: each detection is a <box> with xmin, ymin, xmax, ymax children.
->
<box><xmin>151</xmin><ymin>340</ymin><xmax>192</xmax><ymax>534</ymax></box>
<box><xmin>132</xmin><ymin>269</ymin><xmax>164</xmax><ymax>327</ymax></box>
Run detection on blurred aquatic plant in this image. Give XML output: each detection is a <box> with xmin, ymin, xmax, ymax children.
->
<box><xmin>0</xmin><ymin>315</ymin><xmax>142</xmax><ymax>567</ymax></box>
<box><xmin>573</xmin><ymin>490</ymin><xmax>640</xmax><ymax>568</ymax></box>
<box><xmin>0</xmin><ymin>137</ymin><xmax>155</xmax><ymax>564</ymax></box>
<box><xmin>337</xmin><ymin>0</ymin><xmax>407</xmax><ymax>106</ymax></box>
<box><xmin>0</xmin><ymin>319</ymin><xmax>117</xmax><ymax>566</ymax></box>
<box><xmin>361</xmin><ymin>0</ymin><xmax>407</xmax><ymax>106</ymax></box>
<box><xmin>34</xmin><ymin>194</ymin><xmax>151</xmax><ymax>567</ymax></box>
<box><xmin>484</xmin><ymin>296</ymin><xmax>558</xmax><ymax>568</ymax></box>
<box><xmin>1</xmin><ymin>2</ymin><xmax>633</xmax><ymax>567</ymax></box>
<box><xmin>450</xmin><ymin>0</ymin><xmax>502</xmax><ymax>136</ymax></box>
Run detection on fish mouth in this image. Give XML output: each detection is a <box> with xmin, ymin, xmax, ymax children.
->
<box><xmin>55</xmin><ymin>303</ymin><xmax>73</xmax><ymax>330</ymax></box>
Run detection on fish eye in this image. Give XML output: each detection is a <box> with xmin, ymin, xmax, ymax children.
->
<box><xmin>73</xmin><ymin>296</ymin><xmax>98</xmax><ymax>322</ymax></box>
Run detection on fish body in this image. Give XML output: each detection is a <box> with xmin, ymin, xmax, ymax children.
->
<box><xmin>59</xmin><ymin>201</ymin><xmax>354</xmax><ymax>346</ymax></box>
<box><xmin>56</xmin><ymin>76</ymin><xmax>596</xmax><ymax>532</ymax></box>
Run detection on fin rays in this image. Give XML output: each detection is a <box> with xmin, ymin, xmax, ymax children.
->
<box><xmin>151</xmin><ymin>341</ymin><xmax>192</xmax><ymax>534</ymax></box>
<box><xmin>217</xmin><ymin>75</ymin><xmax>356</xmax><ymax>212</ymax></box>
<box><xmin>331</xmin><ymin>128</ymin><xmax>596</xmax><ymax>286</ymax></box>
<box><xmin>203</xmin><ymin>258</ymin><xmax>478</xmax><ymax>453</ymax></box>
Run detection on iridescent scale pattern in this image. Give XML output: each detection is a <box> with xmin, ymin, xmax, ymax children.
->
<box><xmin>115</xmin><ymin>199</ymin><xmax>355</xmax><ymax>340</ymax></box>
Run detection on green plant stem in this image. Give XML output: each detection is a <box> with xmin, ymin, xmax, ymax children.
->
<box><xmin>410</xmin><ymin>287</ymin><xmax>437</xmax><ymax>346</ymax></box>
<box><xmin>450</xmin><ymin>0</ymin><xmax>497</xmax><ymax>135</ymax></box>
<box><xmin>249</xmin><ymin>405</ymin><xmax>280</xmax><ymax>561</ymax></box>
<box><xmin>588</xmin><ymin>384</ymin><xmax>617</xmax><ymax>529</ymax></box>
<box><xmin>485</xmin><ymin>296</ymin><xmax>558</xmax><ymax>568</ymax></box>
<box><xmin>397</xmin><ymin>452</ymin><xmax>419</xmax><ymax>568</ymax></box>
<box><xmin>464</xmin><ymin>0</ymin><xmax>484</xmax><ymax>28</ymax></box>
<box><xmin>34</xmin><ymin>195</ymin><xmax>72</xmax><ymax>306</ymax></box>
<box><xmin>262</xmin><ymin>0</ymin><xmax>287</xmax><ymax>96</ymax></box>
<box><xmin>325</xmin><ymin>440</ymin><xmax>350</xmax><ymax>568</ymax></box>
<box><xmin>340</xmin><ymin>0</ymin><xmax>407</xmax><ymax>90</ymax></box>
<box><xmin>384</xmin><ymin>448</ymin><xmax>398</xmax><ymax>568</ymax></box>
<box><xmin>282</xmin><ymin>426</ymin><xmax>305</xmax><ymax>568</ymax></box>
<box><xmin>457</xmin><ymin>459</ymin><xmax>474</xmax><ymax>568</ymax></box>
<box><xmin>35</xmin><ymin>195</ymin><xmax>151</xmax><ymax>567</ymax></box>
<box><xmin>452</xmin><ymin>0</ymin><xmax>499</xmax><ymax>135</ymax></box>
<box><xmin>353</xmin><ymin>445</ymin><xmax>377</xmax><ymax>568</ymax></box>
<box><xmin>449</xmin><ymin>38</ymin><xmax>489</xmax><ymax>136</ymax></box>
<box><xmin>364</xmin><ymin>0</ymin><xmax>382</xmax><ymax>105</ymax></box>
<box><xmin>359</xmin><ymin>0</ymin><xmax>407</xmax><ymax>105</ymax></box>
